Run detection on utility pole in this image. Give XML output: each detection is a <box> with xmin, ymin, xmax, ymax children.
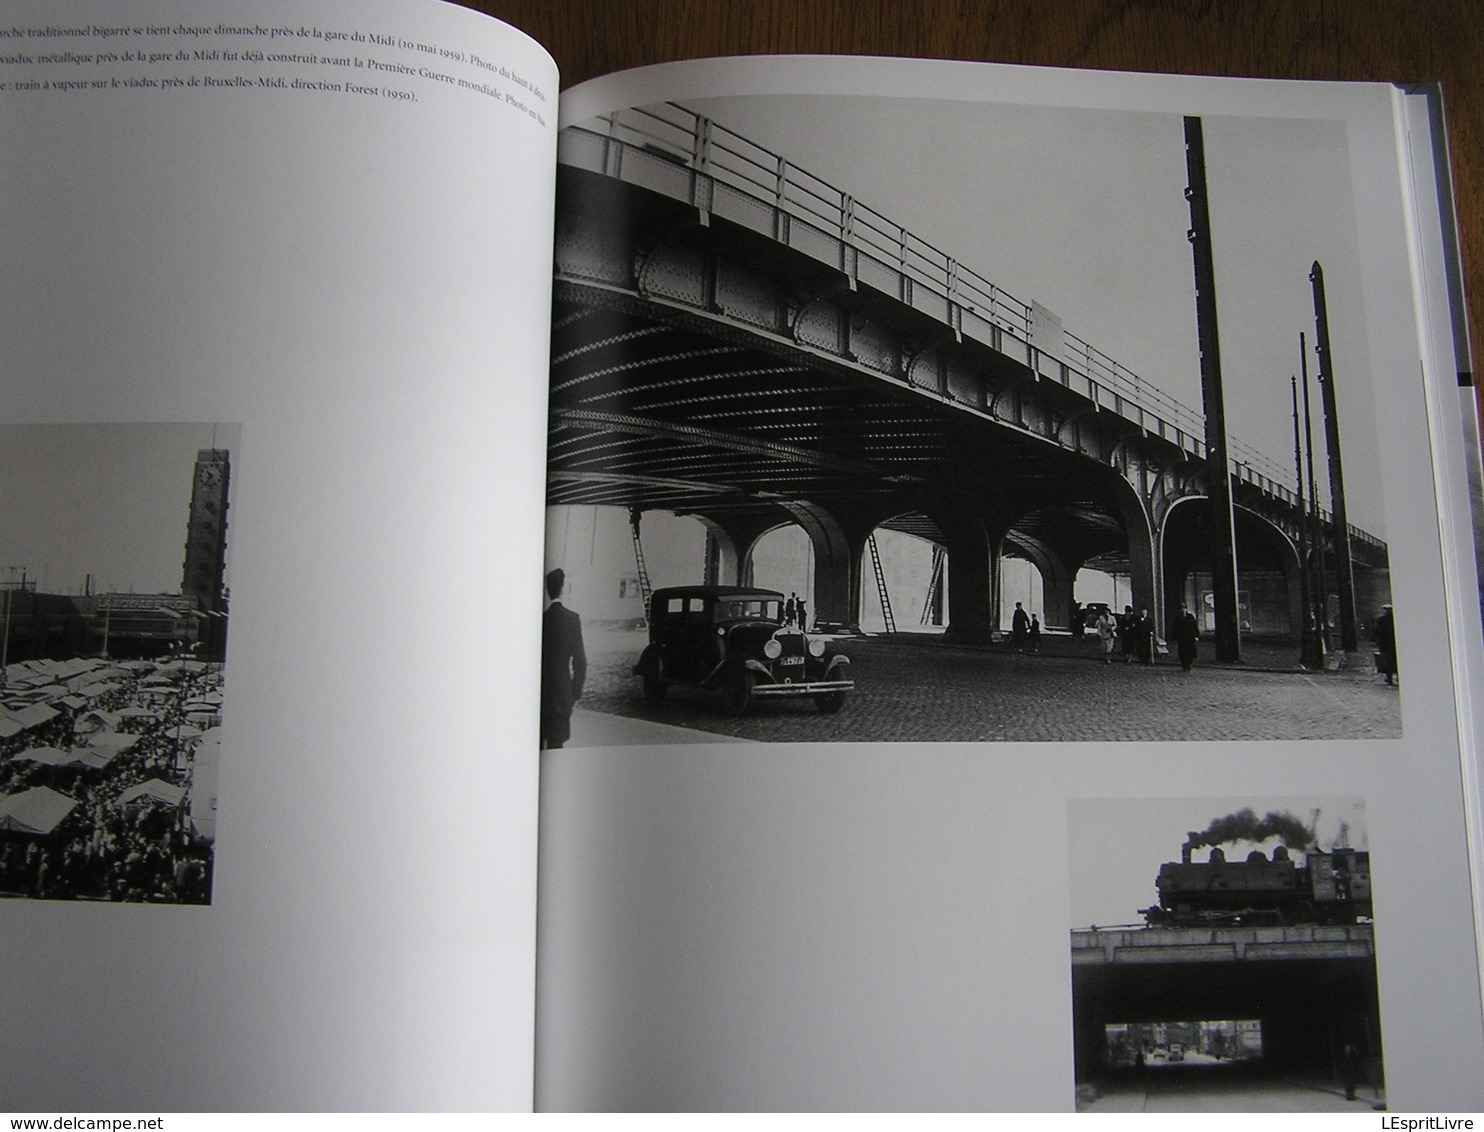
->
<box><xmin>1300</xmin><ymin>333</ymin><xmax>1330</xmax><ymax>656</ymax></box>
<box><xmin>1291</xmin><ymin>376</ymin><xmax>1321</xmax><ymax>668</ymax></box>
<box><xmin>1310</xmin><ymin>261</ymin><xmax>1359</xmax><ymax>653</ymax></box>
<box><xmin>1183</xmin><ymin>116</ymin><xmax>1241</xmax><ymax>662</ymax></box>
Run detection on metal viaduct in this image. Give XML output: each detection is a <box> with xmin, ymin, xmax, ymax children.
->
<box><xmin>547</xmin><ymin>104</ymin><xmax>1390</xmax><ymax>645</ymax></box>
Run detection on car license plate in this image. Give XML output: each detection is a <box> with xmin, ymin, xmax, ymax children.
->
<box><xmin>780</xmin><ymin>656</ymin><xmax>804</xmax><ymax>666</ymax></box>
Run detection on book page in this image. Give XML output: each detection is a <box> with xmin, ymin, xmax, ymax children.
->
<box><xmin>0</xmin><ymin>0</ymin><xmax>555</xmax><ymax>1110</ymax></box>
<box><xmin>536</xmin><ymin>58</ymin><xmax>1484</xmax><ymax>1110</ymax></box>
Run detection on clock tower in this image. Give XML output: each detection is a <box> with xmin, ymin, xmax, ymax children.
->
<box><xmin>182</xmin><ymin>448</ymin><xmax>230</xmax><ymax>660</ymax></box>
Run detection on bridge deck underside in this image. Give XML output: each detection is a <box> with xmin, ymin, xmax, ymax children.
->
<box><xmin>548</xmin><ymin>288</ymin><xmax>1133</xmax><ymax>565</ymax></box>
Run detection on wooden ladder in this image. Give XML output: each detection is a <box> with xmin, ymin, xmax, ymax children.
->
<box><xmin>920</xmin><ymin>544</ymin><xmax>945</xmax><ymax>625</ymax></box>
<box><xmin>629</xmin><ymin>508</ymin><xmax>653</xmax><ymax>616</ymax></box>
<box><xmin>868</xmin><ymin>532</ymin><xmax>896</xmax><ymax>634</ymax></box>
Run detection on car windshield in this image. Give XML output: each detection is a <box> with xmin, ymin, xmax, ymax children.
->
<box><xmin>716</xmin><ymin>599</ymin><xmax>780</xmax><ymax>622</ymax></box>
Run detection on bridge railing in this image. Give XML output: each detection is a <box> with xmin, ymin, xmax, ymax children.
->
<box><xmin>563</xmin><ymin>104</ymin><xmax>1383</xmax><ymax>548</ymax></box>
<box><xmin>573</xmin><ymin>103</ymin><xmax>1035</xmax><ymax>340</ymax></box>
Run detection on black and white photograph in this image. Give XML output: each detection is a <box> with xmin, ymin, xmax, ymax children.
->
<box><xmin>0</xmin><ymin>422</ymin><xmax>234</xmax><ymax>904</ymax></box>
<box><xmin>1069</xmin><ymin>795</ymin><xmax>1383</xmax><ymax>1112</ymax></box>
<box><xmin>543</xmin><ymin>93</ymin><xmax>1400</xmax><ymax>745</ymax></box>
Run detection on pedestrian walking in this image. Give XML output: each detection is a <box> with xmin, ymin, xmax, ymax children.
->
<box><xmin>1374</xmin><ymin>604</ymin><xmax>1397</xmax><ymax>685</ymax></box>
<box><xmin>1011</xmin><ymin>602</ymin><xmax>1030</xmax><ymax>653</ymax></box>
<box><xmin>1118</xmin><ymin>605</ymin><xmax>1136</xmax><ymax>663</ymax></box>
<box><xmin>1174</xmin><ymin>603</ymin><xmax>1199</xmax><ymax>671</ymax></box>
<box><xmin>1340</xmin><ymin>1041</ymin><xmax>1362</xmax><ymax>1101</ymax></box>
<box><xmin>1095</xmin><ymin>609</ymin><xmax>1116</xmax><ymax>663</ymax></box>
<box><xmin>1135</xmin><ymin>607</ymin><xmax>1156</xmax><ymax>665</ymax></box>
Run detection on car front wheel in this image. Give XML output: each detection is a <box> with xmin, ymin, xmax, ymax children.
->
<box><xmin>816</xmin><ymin>689</ymin><xmax>847</xmax><ymax>714</ymax></box>
<box><xmin>720</xmin><ymin>669</ymin><xmax>754</xmax><ymax>716</ymax></box>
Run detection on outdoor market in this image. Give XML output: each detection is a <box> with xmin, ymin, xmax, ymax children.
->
<box><xmin>0</xmin><ymin>653</ymin><xmax>220</xmax><ymax>903</ymax></box>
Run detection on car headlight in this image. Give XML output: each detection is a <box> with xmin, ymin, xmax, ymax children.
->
<box><xmin>763</xmin><ymin>638</ymin><xmax>783</xmax><ymax>659</ymax></box>
<box><xmin>807</xmin><ymin>637</ymin><xmax>826</xmax><ymax>657</ymax></box>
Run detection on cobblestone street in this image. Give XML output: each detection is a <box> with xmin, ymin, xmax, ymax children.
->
<box><xmin>576</xmin><ymin>627</ymin><xmax>1402</xmax><ymax>743</ymax></box>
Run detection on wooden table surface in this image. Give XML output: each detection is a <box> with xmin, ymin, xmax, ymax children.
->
<box><xmin>468</xmin><ymin>0</ymin><xmax>1483</xmax><ymax>402</ymax></box>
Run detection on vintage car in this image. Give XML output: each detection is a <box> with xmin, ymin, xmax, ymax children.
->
<box><xmin>633</xmin><ymin>585</ymin><xmax>853</xmax><ymax>715</ymax></box>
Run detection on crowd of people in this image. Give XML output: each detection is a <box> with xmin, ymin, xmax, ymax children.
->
<box><xmin>1022</xmin><ymin>602</ymin><xmax>1172</xmax><ymax>666</ymax></box>
<box><xmin>0</xmin><ymin>657</ymin><xmax>219</xmax><ymax>903</ymax></box>
<box><xmin>1015</xmin><ymin>599</ymin><xmax>1399</xmax><ymax>681</ymax></box>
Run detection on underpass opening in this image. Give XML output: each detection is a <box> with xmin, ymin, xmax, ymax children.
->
<box><xmin>1162</xmin><ymin>498</ymin><xmax>1301</xmax><ymax>642</ymax></box>
<box><xmin>1074</xmin><ymin>567</ymin><xmax>1124</xmax><ymax>609</ymax></box>
<box><xmin>1002</xmin><ymin>500</ymin><xmax>1139</xmax><ymax>633</ymax></box>
<box><xmin>1072</xmin><ymin>565</ymin><xmax>1138</xmax><ymax>630</ymax></box>
<box><xmin>857</xmin><ymin>524</ymin><xmax>946</xmax><ymax>635</ymax></box>
<box><xmin>999</xmin><ymin>556</ymin><xmax>1047</xmax><ymax>635</ymax></box>
<box><xmin>747</xmin><ymin>523</ymin><xmax>814</xmax><ymax>623</ymax></box>
<box><xmin>1105</xmin><ymin>1019</ymin><xmax>1264</xmax><ymax>1068</ymax></box>
<box><xmin>1072</xmin><ymin>954</ymin><xmax>1383</xmax><ymax>1089</ymax></box>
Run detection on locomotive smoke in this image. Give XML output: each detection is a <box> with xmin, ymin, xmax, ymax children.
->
<box><xmin>1184</xmin><ymin>808</ymin><xmax>1317</xmax><ymax>853</ymax></box>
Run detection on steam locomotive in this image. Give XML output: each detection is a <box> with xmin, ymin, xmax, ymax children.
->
<box><xmin>1143</xmin><ymin>839</ymin><xmax>1372</xmax><ymax>927</ymax></box>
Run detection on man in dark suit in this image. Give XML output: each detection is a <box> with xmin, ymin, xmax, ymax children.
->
<box><xmin>1374</xmin><ymin>604</ymin><xmax>1397</xmax><ymax>685</ymax></box>
<box><xmin>541</xmin><ymin>568</ymin><xmax>587</xmax><ymax>750</ymax></box>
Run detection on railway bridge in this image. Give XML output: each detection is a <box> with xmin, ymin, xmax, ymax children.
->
<box><xmin>548</xmin><ymin>104</ymin><xmax>1390</xmax><ymax>645</ymax></box>
<box><xmin>1070</xmin><ymin>924</ymin><xmax>1380</xmax><ymax>1081</ymax></box>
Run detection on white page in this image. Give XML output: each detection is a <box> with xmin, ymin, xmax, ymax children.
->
<box><xmin>537</xmin><ymin>58</ymin><xmax>1484</xmax><ymax>1110</ymax></box>
<box><xmin>0</xmin><ymin>0</ymin><xmax>555</xmax><ymax>1110</ymax></box>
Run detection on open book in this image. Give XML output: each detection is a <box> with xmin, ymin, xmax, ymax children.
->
<box><xmin>4</xmin><ymin>0</ymin><xmax>1483</xmax><ymax>1113</ymax></box>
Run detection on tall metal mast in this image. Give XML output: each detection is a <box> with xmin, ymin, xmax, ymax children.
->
<box><xmin>1300</xmin><ymin>332</ymin><xmax>1330</xmax><ymax>656</ymax></box>
<box><xmin>1291</xmin><ymin>376</ymin><xmax>1320</xmax><ymax>668</ymax></box>
<box><xmin>1310</xmin><ymin>262</ymin><xmax>1359</xmax><ymax>653</ymax></box>
<box><xmin>1183</xmin><ymin>116</ymin><xmax>1241</xmax><ymax>662</ymax></box>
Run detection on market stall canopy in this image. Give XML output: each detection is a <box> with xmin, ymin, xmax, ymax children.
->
<box><xmin>11</xmin><ymin>704</ymin><xmax>59</xmax><ymax>729</ymax></box>
<box><xmin>11</xmin><ymin>746</ymin><xmax>113</xmax><ymax>771</ymax></box>
<box><xmin>66</xmin><ymin>668</ymin><xmax>127</xmax><ymax>693</ymax></box>
<box><xmin>74</xmin><ymin>710</ymin><xmax>122</xmax><ymax>735</ymax></box>
<box><xmin>10</xmin><ymin>746</ymin><xmax>70</xmax><ymax>766</ymax></box>
<box><xmin>82</xmin><ymin>733</ymin><xmax>139</xmax><ymax>759</ymax></box>
<box><xmin>0</xmin><ymin>703</ymin><xmax>59</xmax><ymax>739</ymax></box>
<box><xmin>3</xmin><ymin>670</ymin><xmax>53</xmax><ymax>688</ymax></box>
<box><xmin>12</xmin><ymin>684</ymin><xmax>66</xmax><ymax>703</ymax></box>
<box><xmin>0</xmin><ymin>787</ymin><xmax>76</xmax><ymax>834</ymax></box>
<box><xmin>19</xmin><ymin>658</ymin><xmax>109</xmax><ymax>685</ymax></box>
<box><xmin>153</xmin><ymin>660</ymin><xmax>207</xmax><ymax>679</ymax></box>
<box><xmin>117</xmin><ymin>779</ymin><xmax>186</xmax><ymax>808</ymax></box>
